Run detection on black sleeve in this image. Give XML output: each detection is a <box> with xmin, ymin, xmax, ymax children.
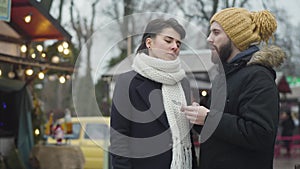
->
<box><xmin>110</xmin><ymin>73</ymin><xmax>133</xmax><ymax>169</ymax></box>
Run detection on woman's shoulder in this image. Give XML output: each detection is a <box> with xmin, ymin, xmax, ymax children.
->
<box><xmin>114</xmin><ymin>70</ymin><xmax>140</xmax><ymax>82</ymax></box>
<box><xmin>116</xmin><ymin>70</ymin><xmax>157</xmax><ymax>87</ymax></box>
<box><xmin>118</xmin><ymin>70</ymin><xmax>137</xmax><ymax>78</ymax></box>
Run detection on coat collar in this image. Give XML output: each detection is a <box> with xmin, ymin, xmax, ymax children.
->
<box><xmin>229</xmin><ymin>45</ymin><xmax>259</xmax><ymax>64</ymax></box>
<box><xmin>222</xmin><ymin>45</ymin><xmax>277</xmax><ymax>79</ymax></box>
<box><xmin>222</xmin><ymin>46</ymin><xmax>259</xmax><ymax>76</ymax></box>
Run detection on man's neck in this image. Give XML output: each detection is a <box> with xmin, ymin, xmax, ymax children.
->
<box><xmin>227</xmin><ymin>46</ymin><xmax>260</xmax><ymax>64</ymax></box>
<box><xmin>227</xmin><ymin>47</ymin><xmax>241</xmax><ymax>63</ymax></box>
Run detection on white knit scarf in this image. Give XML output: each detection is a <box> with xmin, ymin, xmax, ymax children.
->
<box><xmin>132</xmin><ymin>53</ymin><xmax>192</xmax><ymax>169</ymax></box>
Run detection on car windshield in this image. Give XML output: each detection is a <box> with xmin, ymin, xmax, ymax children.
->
<box><xmin>67</xmin><ymin>123</ymin><xmax>80</xmax><ymax>139</ymax></box>
<box><xmin>84</xmin><ymin>123</ymin><xmax>109</xmax><ymax>140</ymax></box>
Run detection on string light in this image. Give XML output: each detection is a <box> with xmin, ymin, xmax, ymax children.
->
<box><xmin>24</xmin><ymin>14</ymin><xmax>32</xmax><ymax>23</ymax></box>
<box><xmin>38</xmin><ymin>72</ymin><xmax>45</xmax><ymax>80</ymax></box>
<box><xmin>59</xmin><ymin>75</ymin><xmax>66</xmax><ymax>84</ymax></box>
<box><xmin>34</xmin><ymin>128</ymin><xmax>40</xmax><ymax>136</ymax></box>
<box><xmin>62</xmin><ymin>41</ymin><xmax>69</xmax><ymax>49</ymax></box>
<box><xmin>201</xmin><ymin>90</ymin><xmax>207</xmax><ymax>97</ymax></box>
<box><xmin>57</xmin><ymin>45</ymin><xmax>64</xmax><ymax>52</ymax></box>
<box><xmin>36</xmin><ymin>45</ymin><xmax>43</xmax><ymax>52</ymax></box>
<box><xmin>63</xmin><ymin>48</ymin><xmax>70</xmax><ymax>55</ymax></box>
<box><xmin>16</xmin><ymin>41</ymin><xmax>73</xmax><ymax>82</ymax></box>
<box><xmin>51</xmin><ymin>56</ymin><xmax>60</xmax><ymax>63</ymax></box>
<box><xmin>41</xmin><ymin>53</ymin><xmax>46</xmax><ymax>58</ymax></box>
<box><xmin>25</xmin><ymin>68</ymin><xmax>34</xmax><ymax>76</ymax></box>
<box><xmin>31</xmin><ymin>53</ymin><xmax>36</xmax><ymax>59</ymax></box>
<box><xmin>20</xmin><ymin>45</ymin><xmax>27</xmax><ymax>53</ymax></box>
<box><xmin>8</xmin><ymin>71</ymin><xmax>15</xmax><ymax>79</ymax></box>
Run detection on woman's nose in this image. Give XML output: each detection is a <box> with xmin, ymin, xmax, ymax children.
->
<box><xmin>171</xmin><ymin>41</ymin><xmax>179</xmax><ymax>50</ymax></box>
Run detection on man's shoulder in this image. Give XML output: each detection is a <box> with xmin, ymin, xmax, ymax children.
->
<box><xmin>245</xmin><ymin>64</ymin><xmax>275</xmax><ymax>77</ymax></box>
<box><xmin>238</xmin><ymin>64</ymin><xmax>276</xmax><ymax>83</ymax></box>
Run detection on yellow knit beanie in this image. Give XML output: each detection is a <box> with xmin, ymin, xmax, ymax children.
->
<box><xmin>210</xmin><ymin>7</ymin><xmax>277</xmax><ymax>51</ymax></box>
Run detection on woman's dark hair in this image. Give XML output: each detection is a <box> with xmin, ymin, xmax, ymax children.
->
<box><xmin>136</xmin><ymin>18</ymin><xmax>186</xmax><ymax>54</ymax></box>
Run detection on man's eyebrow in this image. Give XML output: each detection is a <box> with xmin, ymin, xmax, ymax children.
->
<box><xmin>211</xmin><ymin>28</ymin><xmax>220</xmax><ymax>32</ymax></box>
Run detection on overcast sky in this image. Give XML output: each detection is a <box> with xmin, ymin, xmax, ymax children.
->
<box><xmin>50</xmin><ymin>0</ymin><xmax>300</xmax><ymax>82</ymax></box>
<box><xmin>276</xmin><ymin>0</ymin><xmax>300</xmax><ymax>25</ymax></box>
<box><xmin>256</xmin><ymin>0</ymin><xmax>300</xmax><ymax>26</ymax></box>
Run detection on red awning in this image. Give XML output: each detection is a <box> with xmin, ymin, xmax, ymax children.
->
<box><xmin>9</xmin><ymin>0</ymin><xmax>71</xmax><ymax>41</ymax></box>
<box><xmin>278</xmin><ymin>75</ymin><xmax>292</xmax><ymax>94</ymax></box>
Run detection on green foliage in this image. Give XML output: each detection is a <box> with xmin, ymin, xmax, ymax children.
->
<box><xmin>107</xmin><ymin>49</ymin><xmax>127</xmax><ymax>68</ymax></box>
<box><xmin>95</xmin><ymin>78</ymin><xmax>111</xmax><ymax>116</ymax></box>
<box><xmin>31</xmin><ymin>94</ymin><xmax>47</xmax><ymax>144</ymax></box>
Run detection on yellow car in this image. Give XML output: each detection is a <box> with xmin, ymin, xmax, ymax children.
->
<box><xmin>47</xmin><ymin>116</ymin><xmax>110</xmax><ymax>169</ymax></box>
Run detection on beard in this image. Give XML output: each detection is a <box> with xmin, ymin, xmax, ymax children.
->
<box><xmin>211</xmin><ymin>40</ymin><xmax>232</xmax><ymax>64</ymax></box>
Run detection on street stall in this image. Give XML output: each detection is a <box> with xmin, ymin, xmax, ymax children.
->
<box><xmin>0</xmin><ymin>0</ymin><xmax>73</xmax><ymax>168</ymax></box>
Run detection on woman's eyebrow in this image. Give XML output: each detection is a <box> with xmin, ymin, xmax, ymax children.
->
<box><xmin>165</xmin><ymin>36</ymin><xmax>182</xmax><ymax>44</ymax></box>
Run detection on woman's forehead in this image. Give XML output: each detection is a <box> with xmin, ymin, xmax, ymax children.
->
<box><xmin>158</xmin><ymin>27</ymin><xmax>181</xmax><ymax>40</ymax></box>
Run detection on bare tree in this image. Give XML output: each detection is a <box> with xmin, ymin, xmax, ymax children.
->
<box><xmin>293</xmin><ymin>24</ymin><xmax>300</xmax><ymax>63</ymax></box>
<box><xmin>40</xmin><ymin>0</ymin><xmax>54</xmax><ymax>11</ymax></box>
<box><xmin>70</xmin><ymin>0</ymin><xmax>100</xmax><ymax>73</ymax></box>
<box><xmin>263</xmin><ymin>0</ymin><xmax>299</xmax><ymax>76</ymax></box>
<box><xmin>103</xmin><ymin>0</ymin><xmax>134</xmax><ymax>63</ymax></box>
<box><xmin>70</xmin><ymin>0</ymin><xmax>101</xmax><ymax>116</ymax></box>
<box><xmin>57</xmin><ymin>0</ymin><xmax>65</xmax><ymax>24</ymax></box>
<box><xmin>104</xmin><ymin>0</ymin><xmax>184</xmax><ymax>67</ymax></box>
<box><xmin>175</xmin><ymin>0</ymin><xmax>249</xmax><ymax>35</ymax></box>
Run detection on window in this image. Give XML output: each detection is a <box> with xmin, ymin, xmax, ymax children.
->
<box><xmin>68</xmin><ymin>123</ymin><xmax>80</xmax><ymax>139</ymax></box>
<box><xmin>84</xmin><ymin>123</ymin><xmax>109</xmax><ymax>140</ymax></box>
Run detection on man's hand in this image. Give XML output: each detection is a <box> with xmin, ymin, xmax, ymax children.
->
<box><xmin>181</xmin><ymin>102</ymin><xmax>209</xmax><ymax>125</ymax></box>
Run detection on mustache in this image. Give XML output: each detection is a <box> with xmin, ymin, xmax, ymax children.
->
<box><xmin>208</xmin><ymin>44</ymin><xmax>216</xmax><ymax>50</ymax></box>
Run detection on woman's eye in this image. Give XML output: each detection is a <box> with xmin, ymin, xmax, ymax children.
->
<box><xmin>165</xmin><ymin>40</ymin><xmax>171</xmax><ymax>43</ymax></box>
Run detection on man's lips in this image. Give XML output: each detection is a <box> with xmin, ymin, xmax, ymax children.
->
<box><xmin>208</xmin><ymin>45</ymin><xmax>216</xmax><ymax>50</ymax></box>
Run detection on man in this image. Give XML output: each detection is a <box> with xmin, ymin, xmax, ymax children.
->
<box><xmin>181</xmin><ymin>7</ymin><xmax>286</xmax><ymax>169</ymax></box>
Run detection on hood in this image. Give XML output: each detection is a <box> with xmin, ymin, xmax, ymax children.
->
<box><xmin>247</xmin><ymin>45</ymin><xmax>286</xmax><ymax>68</ymax></box>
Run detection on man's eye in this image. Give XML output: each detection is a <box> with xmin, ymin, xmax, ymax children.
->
<box><xmin>213</xmin><ymin>31</ymin><xmax>219</xmax><ymax>35</ymax></box>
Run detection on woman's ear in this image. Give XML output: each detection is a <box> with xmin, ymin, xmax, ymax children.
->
<box><xmin>146</xmin><ymin>37</ymin><xmax>152</xmax><ymax>48</ymax></box>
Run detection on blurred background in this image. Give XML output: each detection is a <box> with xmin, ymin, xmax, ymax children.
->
<box><xmin>0</xmin><ymin>0</ymin><xmax>300</xmax><ymax>169</ymax></box>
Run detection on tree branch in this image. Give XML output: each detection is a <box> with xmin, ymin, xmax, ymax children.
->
<box><xmin>70</xmin><ymin>0</ymin><xmax>83</xmax><ymax>50</ymax></box>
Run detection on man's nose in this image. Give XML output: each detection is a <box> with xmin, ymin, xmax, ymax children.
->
<box><xmin>207</xmin><ymin>33</ymin><xmax>213</xmax><ymax>43</ymax></box>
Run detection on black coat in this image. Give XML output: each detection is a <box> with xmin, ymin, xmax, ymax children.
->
<box><xmin>110</xmin><ymin>71</ymin><xmax>198</xmax><ymax>169</ymax></box>
<box><xmin>196</xmin><ymin>46</ymin><xmax>280</xmax><ymax>169</ymax></box>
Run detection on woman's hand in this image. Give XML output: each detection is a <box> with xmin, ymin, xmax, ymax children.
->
<box><xmin>181</xmin><ymin>102</ymin><xmax>209</xmax><ymax>125</ymax></box>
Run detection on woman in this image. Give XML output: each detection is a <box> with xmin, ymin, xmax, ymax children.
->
<box><xmin>110</xmin><ymin>18</ymin><xmax>197</xmax><ymax>169</ymax></box>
